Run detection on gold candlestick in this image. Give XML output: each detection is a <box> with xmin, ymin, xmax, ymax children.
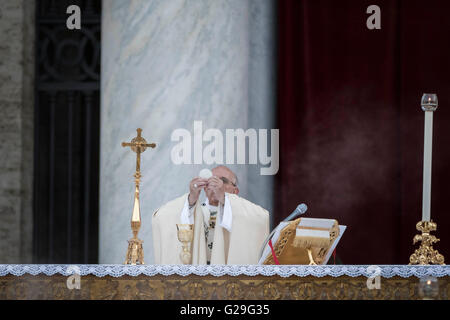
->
<box><xmin>409</xmin><ymin>221</ymin><xmax>445</xmax><ymax>265</ymax></box>
<box><xmin>122</xmin><ymin>128</ymin><xmax>156</xmax><ymax>265</ymax></box>
<box><xmin>409</xmin><ymin>95</ymin><xmax>445</xmax><ymax>265</ymax></box>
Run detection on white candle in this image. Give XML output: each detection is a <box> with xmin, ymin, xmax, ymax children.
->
<box><xmin>422</xmin><ymin>111</ymin><xmax>433</xmax><ymax>221</ymax></box>
<box><xmin>421</xmin><ymin>93</ymin><xmax>438</xmax><ymax>222</ymax></box>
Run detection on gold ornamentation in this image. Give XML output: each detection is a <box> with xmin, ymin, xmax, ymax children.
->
<box><xmin>177</xmin><ymin>224</ymin><xmax>194</xmax><ymax>264</ymax></box>
<box><xmin>122</xmin><ymin>128</ymin><xmax>156</xmax><ymax>265</ymax></box>
<box><xmin>263</xmin><ymin>218</ymin><xmax>299</xmax><ymax>265</ymax></box>
<box><xmin>409</xmin><ymin>220</ymin><xmax>445</xmax><ymax>265</ymax></box>
<box><xmin>307</xmin><ymin>249</ymin><xmax>317</xmax><ymax>265</ymax></box>
<box><xmin>1</xmin><ymin>274</ymin><xmax>449</xmax><ymax>300</ymax></box>
<box><xmin>264</xmin><ymin>218</ymin><xmax>339</xmax><ymax>265</ymax></box>
<box><xmin>209</xmin><ymin>216</ymin><xmax>216</xmax><ymax>229</ymax></box>
<box><xmin>293</xmin><ymin>219</ymin><xmax>339</xmax><ymax>265</ymax></box>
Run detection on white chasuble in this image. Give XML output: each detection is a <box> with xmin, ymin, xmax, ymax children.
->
<box><xmin>151</xmin><ymin>193</ymin><xmax>270</xmax><ymax>264</ymax></box>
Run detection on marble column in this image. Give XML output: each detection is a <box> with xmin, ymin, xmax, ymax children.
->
<box><xmin>100</xmin><ymin>0</ymin><xmax>276</xmax><ymax>263</ymax></box>
<box><xmin>0</xmin><ymin>0</ymin><xmax>35</xmax><ymax>263</ymax></box>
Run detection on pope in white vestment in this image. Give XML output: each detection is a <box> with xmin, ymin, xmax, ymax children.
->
<box><xmin>152</xmin><ymin>166</ymin><xmax>270</xmax><ymax>264</ymax></box>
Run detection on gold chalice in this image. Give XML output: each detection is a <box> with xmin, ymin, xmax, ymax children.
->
<box><xmin>177</xmin><ymin>224</ymin><xmax>194</xmax><ymax>264</ymax></box>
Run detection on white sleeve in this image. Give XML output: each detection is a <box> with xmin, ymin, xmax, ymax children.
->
<box><xmin>180</xmin><ymin>196</ymin><xmax>195</xmax><ymax>224</ymax></box>
<box><xmin>219</xmin><ymin>194</ymin><xmax>232</xmax><ymax>232</ymax></box>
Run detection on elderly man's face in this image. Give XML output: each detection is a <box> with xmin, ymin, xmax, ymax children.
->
<box><xmin>204</xmin><ymin>166</ymin><xmax>238</xmax><ymax>203</ymax></box>
<box><xmin>212</xmin><ymin>166</ymin><xmax>237</xmax><ymax>193</ymax></box>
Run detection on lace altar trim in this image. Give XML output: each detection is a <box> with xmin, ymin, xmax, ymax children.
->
<box><xmin>0</xmin><ymin>264</ymin><xmax>449</xmax><ymax>278</ymax></box>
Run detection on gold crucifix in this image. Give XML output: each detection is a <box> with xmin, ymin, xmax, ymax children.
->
<box><xmin>122</xmin><ymin>128</ymin><xmax>156</xmax><ymax>176</ymax></box>
<box><xmin>122</xmin><ymin>128</ymin><xmax>156</xmax><ymax>265</ymax></box>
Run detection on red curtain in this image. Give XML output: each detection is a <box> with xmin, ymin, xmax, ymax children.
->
<box><xmin>276</xmin><ymin>0</ymin><xmax>450</xmax><ymax>264</ymax></box>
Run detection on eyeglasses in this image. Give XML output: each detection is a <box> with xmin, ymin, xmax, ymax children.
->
<box><xmin>219</xmin><ymin>176</ymin><xmax>237</xmax><ymax>187</ymax></box>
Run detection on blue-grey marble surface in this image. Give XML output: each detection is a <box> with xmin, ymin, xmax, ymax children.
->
<box><xmin>100</xmin><ymin>0</ymin><xmax>276</xmax><ymax>263</ymax></box>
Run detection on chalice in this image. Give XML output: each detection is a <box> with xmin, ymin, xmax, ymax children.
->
<box><xmin>177</xmin><ymin>224</ymin><xmax>194</xmax><ymax>264</ymax></box>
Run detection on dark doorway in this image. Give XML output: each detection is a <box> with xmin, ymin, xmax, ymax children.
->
<box><xmin>33</xmin><ymin>0</ymin><xmax>101</xmax><ymax>263</ymax></box>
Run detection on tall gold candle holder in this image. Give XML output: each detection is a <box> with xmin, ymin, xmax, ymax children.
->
<box><xmin>409</xmin><ymin>94</ymin><xmax>445</xmax><ymax>265</ymax></box>
<box><xmin>122</xmin><ymin>128</ymin><xmax>156</xmax><ymax>265</ymax></box>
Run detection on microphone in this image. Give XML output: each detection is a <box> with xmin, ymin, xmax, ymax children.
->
<box><xmin>259</xmin><ymin>203</ymin><xmax>308</xmax><ymax>260</ymax></box>
<box><xmin>282</xmin><ymin>203</ymin><xmax>308</xmax><ymax>222</ymax></box>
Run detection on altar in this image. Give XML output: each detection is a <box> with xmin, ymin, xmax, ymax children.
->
<box><xmin>1</xmin><ymin>265</ymin><xmax>449</xmax><ymax>300</ymax></box>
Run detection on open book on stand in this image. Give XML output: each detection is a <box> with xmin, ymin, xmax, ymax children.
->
<box><xmin>258</xmin><ymin>218</ymin><xmax>346</xmax><ymax>265</ymax></box>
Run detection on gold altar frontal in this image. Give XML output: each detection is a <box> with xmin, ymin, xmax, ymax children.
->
<box><xmin>1</xmin><ymin>273</ymin><xmax>449</xmax><ymax>300</ymax></box>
